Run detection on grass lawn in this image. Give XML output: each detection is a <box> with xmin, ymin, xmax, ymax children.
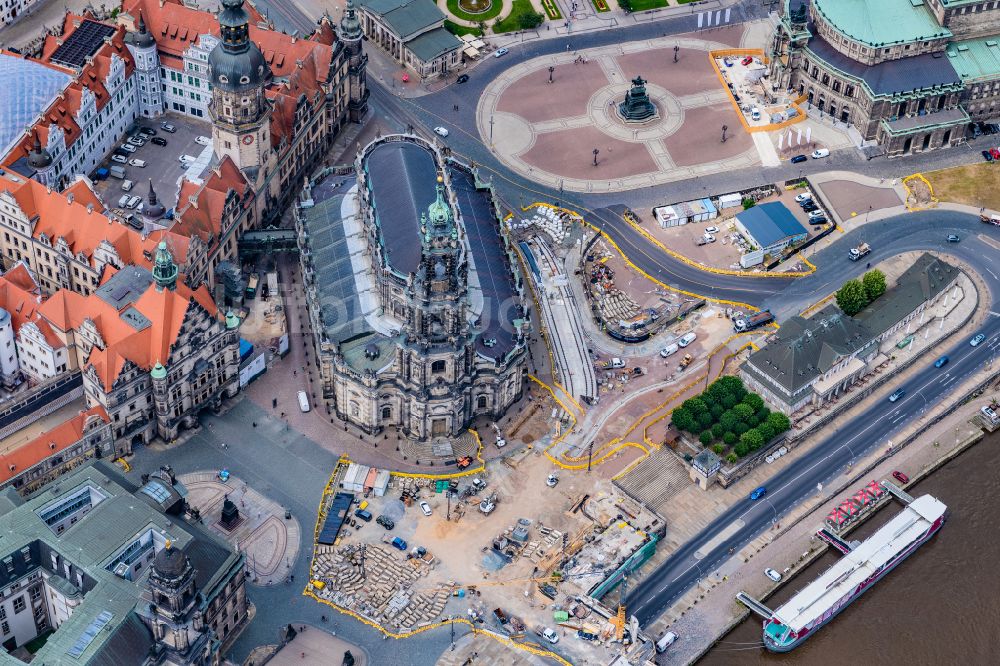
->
<box><xmin>24</xmin><ymin>630</ymin><xmax>53</xmax><ymax>654</ymax></box>
<box><xmin>444</xmin><ymin>19</ymin><xmax>483</xmax><ymax>37</ymax></box>
<box><xmin>620</xmin><ymin>0</ymin><xmax>668</xmax><ymax>10</ymax></box>
<box><xmin>494</xmin><ymin>0</ymin><xmax>544</xmax><ymax>33</ymax></box>
<box><xmin>446</xmin><ymin>0</ymin><xmax>504</xmax><ymax>22</ymax></box>
<box><xmin>925</xmin><ymin>163</ymin><xmax>1000</xmax><ymax>211</ymax></box>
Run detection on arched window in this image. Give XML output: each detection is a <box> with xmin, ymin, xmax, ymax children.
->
<box><xmin>477</xmin><ymin>396</ymin><xmax>488</xmax><ymax>409</ymax></box>
<box><xmin>381</xmin><ymin>407</ymin><xmax>391</xmax><ymax>419</ymax></box>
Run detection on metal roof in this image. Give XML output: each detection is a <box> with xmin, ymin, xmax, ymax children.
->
<box><xmin>811</xmin><ymin>0</ymin><xmax>950</xmax><ymax>48</ymax></box>
<box><xmin>0</xmin><ymin>54</ymin><xmax>72</xmax><ymax>157</ymax></box>
<box><xmin>358</xmin><ymin>0</ymin><xmax>445</xmax><ymax>40</ymax></box>
<box><xmin>406</xmin><ymin>26</ymin><xmax>462</xmax><ymax>62</ymax></box>
<box><xmin>807</xmin><ymin>36</ymin><xmax>961</xmax><ymax>96</ymax></box>
<box><xmin>736</xmin><ymin>202</ymin><xmax>807</xmax><ymax>249</ymax></box>
<box><xmin>947</xmin><ymin>37</ymin><xmax>1000</xmax><ymax>82</ymax></box>
<box><xmin>773</xmin><ymin>494</ymin><xmax>946</xmax><ymax>632</ymax></box>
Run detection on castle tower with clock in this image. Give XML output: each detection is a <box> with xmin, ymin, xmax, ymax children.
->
<box><xmin>207</xmin><ymin>0</ymin><xmax>272</xmax><ymax>174</ymax></box>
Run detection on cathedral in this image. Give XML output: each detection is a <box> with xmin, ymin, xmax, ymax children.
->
<box><xmin>296</xmin><ymin>135</ymin><xmax>528</xmax><ymax>440</ymax></box>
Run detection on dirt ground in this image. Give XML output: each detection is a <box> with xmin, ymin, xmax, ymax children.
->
<box><xmin>925</xmin><ymin>162</ymin><xmax>1000</xmax><ymax>211</ymax></box>
<box><xmin>815</xmin><ymin>179</ymin><xmax>904</xmax><ymax>222</ymax></box>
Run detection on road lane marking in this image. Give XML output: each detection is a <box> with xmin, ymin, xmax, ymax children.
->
<box><xmin>693</xmin><ymin>519</ymin><xmax>745</xmax><ymax>560</ymax></box>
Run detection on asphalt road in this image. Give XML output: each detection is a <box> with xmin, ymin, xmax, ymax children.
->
<box><xmin>627</xmin><ymin>211</ymin><xmax>1000</xmax><ymax>625</ymax></box>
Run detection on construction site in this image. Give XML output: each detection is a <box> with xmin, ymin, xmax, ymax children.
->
<box><xmin>307</xmin><ymin>447</ymin><xmax>667</xmax><ymax>664</ymax></box>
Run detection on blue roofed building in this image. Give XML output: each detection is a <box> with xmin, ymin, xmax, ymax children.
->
<box><xmin>768</xmin><ymin>0</ymin><xmax>1000</xmax><ymax>156</ymax></box>
<box><xmin>734</xmin><ymin>202</ymin><xmax>808</xmax><ymax>266</ymax></box>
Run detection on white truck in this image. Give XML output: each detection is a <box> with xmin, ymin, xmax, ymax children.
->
<box><xmin>849</xmin><ymin>243</ymin><xmax>871</xmax><ymax>261</ymax></box>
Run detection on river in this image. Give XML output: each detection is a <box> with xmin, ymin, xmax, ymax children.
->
<box><xmin>702</xmin><ymin>432</ymin><xmax>1000</xmax><ymax>665</ymax></box>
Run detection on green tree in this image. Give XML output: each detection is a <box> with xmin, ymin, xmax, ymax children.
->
<box><xmin>723</xmin><ymin>431</ymin><xmax>737</xmax><ymax>446</ymax></box>
<box><xmin>712</xmin><ymin>443</ymin><xmax>725</xmax><ymax>455</ymax></box>
<box><xmin>734</xmin><ymin>441</ymin><xmax>750</xmax><ymax>457</ymax></box>
<box><xmin>741</xmin><ymin>393</ymin><xmax>764</xmax><ymax>412</ymax></box>
<box><xmin>862</xmin><ymin>269</ymin><xmax>887</xmax><ymax>302</ymax></box>
<box><xmin>758</xmin><ymin>422</ymin><xmax>776</xmax><ymax>441</ymax></box>
<box><xmin>697</xmin><ymin>410</ymin><xmax>715</xmax><ymax>430</ymax></box>
<box><xmin>710</xmin><ymin>403</ymin><xmax>725</xmax><ymax>420</ymax></box>
<box><xmin>733</xmin><ymin>422</ymin><xmax>750</xmax><ymax>436</ymax></box>
<box><xmin>767</xmin><ymin>411</ymin><xmax>791</xmax><ymax>434</ymax></box>
<box><xmin>719</xmin><ymin>410</ymin><xmax>739</xmax><ymax>432</ymax></box>
<box><xmin>716</xmin><ymin>376</ymin><xmax>745</xmax><ymax>395</ymax></box>
<box><xmin>671</xmin><ymin>407</ymin><xmax>695</xmax><ymax>432</ymax></box>
<box><xmin>700</xmin><ymin>430</ymin><xmax>714</xmax><ymax>446</ymax></box>
<box><xmin>683</xmin><ymin>397</ymin><xmax>708</xmax><ymax>416</ymax></box>
<box><xmin>756</xmin><ymin>407</ymin><xmax>771</xmax><ymax>424</ymax></box>
<box><xmin>741</xmin><ymin>429</ymin><xmax>764</xmax><ymax>451</ymax></box>
<box><xmin>721</xmin><ymin>393</ymin><xmax>740</xmax><ymax>409</ymax></box>
<box><xmin>836</xmin><ymin>279</ymin><xmax>869</xmax><ymax>316</ymax></box>
<box><xmin>726</xmin><ymin>453</ymin><xmax>738</xmax><ymax>464</ymax></box>
<box><xmin>732</xmin><ymin>403</ymin><xmax>755</xmax><ymax>423</ymax></box>
<box><xmin>518</xmin><ymin>10</ymin><xmax>544</xmax><ymax>30</ymax></box>
<box><xmin>711</xmin><ymin>422</ymin><xmax>726</xmax><ymax>439</ymax></box>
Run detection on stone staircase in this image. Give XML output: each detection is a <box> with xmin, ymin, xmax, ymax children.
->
<box><xmin>614</xmin><ymin>448</ymin><xmax>691</xmax><ymax>511</ymax></box>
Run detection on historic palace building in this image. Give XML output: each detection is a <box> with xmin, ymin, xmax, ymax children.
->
<box><xmin>296</xmin><ymin>135</ymin><xmax>528</xmax><ymax>440</ymax></box>
<box><xmin>770</xmin><ymin>0</ymin><xmax>1000</xmax><ymax>156</ymax></box>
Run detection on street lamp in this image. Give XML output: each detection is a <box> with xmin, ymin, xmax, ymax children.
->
<box><xmin>721</xmin><ymin>124</ymin><xmax>729</xmax><ymax>143</ymax></box>
<box><xmin>674</xmin><ymin>45</ymin><xmax>679</xmax><ymax>63</ymax></box>
<box><xmin>549</xmin><ymin>66</ymin><xmax>555</xmax><ymax>83</ymax></box>
<box><xmin>489</xmin><ymin>114</ymin><xmax>495</xmax><ymax>146</ymax></box>
<box><xmin>593</xmin><ymin>148</ymin><xmax>600</xmax><ymax>166</ymax></box>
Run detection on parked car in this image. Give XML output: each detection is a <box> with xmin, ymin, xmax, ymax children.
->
<box><xmin>126</xmin><ymin>195</ymin><xmax>142</xmax><ymax>209</ymax></box>
<box><xmin>118</xmin><ymin>194</ymin><xmax>132</xmax><ymax>207</ymax></box>
<box><xmin>546</xmin><ymin>473</ymin><xmax>559</xmax><ymax>487</ymax></box>
<box><xmin>892</xmin><ymin>470</ymin><xmax>910</xmax><ymax>484</ymax></box>
<box><xmin>765</xmin><ymin>568</ymin><xmax>782</xmax><ymax>582</ymax></box>
<box><xmin>971</xmin><ymin>333</ymin><xmax>986</xmax><ymax>346</ymax></box>
<box><xmin>801</xmin><ymin>202</ymin><xmax>819</xmax><ymax>212</ymax></box>
<box><xmin>111</xmin><ymin>154</ymin><xmax>128</xmax><ymax>164</ymax></box>
<box><xmin>678</xmin><ymin>332</ymin><xmax>697</xmax><ymax>347</ymax></box>
<box><xmin>541</xmin><ymin>628</ymin><xmax>559</xmax><ymax>644</ymax></box>
<box><xmin>809</xmin><ymin>216</ymin><xmax>828</xmax><ymax>224</ymax></box>
<box><xmin>947</xmin><ymin>234</ymin><xmax>960</xmax><ymax>242</ymax></box>
<box><xmin>983</xmin><ymin>150</ymin><xmax>994</xmax><ymax>162</ymax></box>
<box><xmin>808</xmin><ymin>210</ymin><xmax>826</xmax><ymax>219</ymax></box>
<box><xmin>934</xmin><ymin>355</ymin><xmax>949</xmax><ymax>368</ymax></box>
<box><xmin>494</xmin><ymin>47</ymin><xmax>509</xmax><ymax>58</ymax></box>
<box><xmin>160</xmin><ymin>122</ymin><xmax>177</xmax><ymax>132</ymax></box>
<box><xmin>795</xmin><ymin>192</ymin><xmax>812</xmax><ymax>203</ymax></box>
<box><xmin>195</xmin><ymin>136</ymin><xmax>212</xmax><ymax>146</ymax></box>
<box><xmin>790</xmin><ymin>154</ymin><xmax>808</xmax><ymax>163</ymax></box>
<box><xmin>433</xmin><ymin>126</ymin><xmax>449</xmax><ymax>137</ymax></box>
<box><xmin>179</xmin><ymin>154</ymin><xmax>196</xmax><ymax>164</ymax></box>
<box><xmin>889</xmin><ymin>389</ymin><xmax>906</xmax><ymax>402</ymax></box>
<box><xmin>127</xmin><ymin>136</ymin><xmax>145</xmax><ymax>147</ymax></box>
<box><xmin>113</xmin><ymin>147</ymin><xmax>129</xmax><ymax>157</ymax></box>
<box><xmin>138</xmin><ymin>126</ymin><xmax>157</xmax><ymax>136</ymax></box>
<box><xmin>659</xmin><ymin>344</ymin><xmax>679</xmax><ymax>358</ymax></box>
<box><xmin>129</xmin><ymin>159</ymin><xmax>146</xmax><ymax>168</ymax></box>
<box><xmin>151</xmin><ymin>136</ymin><xmax>168</xmax><ymax>146</ymax></box>
<box><xmin>376</xmin><ymin>515</ymin><xmax>395</xmax><ymax>530</ymax></box>
<box><xmin>750</xmin><ymin>106</ymin><xmax>761</xmax><ymax>121</ymax></box>
<box><xmin>740</xmin><ymin>56</ymin><xmax>753</xmax><ymax>66</ymax></box>
<box><xmin>456</xmin><ymin>74</ymin><xmax>469</xmax><ymax>84</ymax></box>
<box><xmin>121</xmin><ymin>179</ymin><xmax>134</xmax><ymax>192</ymax></box>
<box><xmin>705</xmin><ymin>226</ymin><xmax>719</xmax><ymax>234</ymax></box>
<box><xmin>354</xmin><ymin>508</ymin><xmax>373</xmax><ymax>522</ymax></box>
<box><xmin>120</xmin><ymin>144</ymin><xmax>137</xmax><ymax>153</ymax></box>
<box><xmin>991</xmin><ymin>147</ymin><xmax>1000</xmax><ymax>160</ymax></box>
<box><xmin>750</xmin><ymin>486</ymin><xmax>767</xmax><ymax>500</ymax></box>
<box><xmin>811</xmin><ymin>148</ymin><xmax>830</xmax><ymax>158</ymax></box>
<box><xmin>391</xmin><ymin>537</ymin><xmax>408</xmax><ymax>551</ymax></box>
<box><xmin>419</xmin><ymin>501</ymin><xmax>432</xmax><ymax>516</ymax></box>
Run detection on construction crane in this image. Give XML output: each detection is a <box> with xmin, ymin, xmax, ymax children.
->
<box><xmin>615</xmin><ymin>570</ymin><xmax>629</xmax><ymax>642</ymax></box>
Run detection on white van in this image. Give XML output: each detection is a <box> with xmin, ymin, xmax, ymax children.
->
<box><xmin>678</xmin><ymin>332</ymin><xmax>697</xmax><ymax>347</ymax></box>
<box><xmin>659</xmin><ymin>344</ymin><xmax>678</xmax><ymax>358</ymax></box>
<box><xmin>297</xmin><ymin>390</ymin><xmax>310</xmax><ymax>413</ymax></box>
<box><xmin>121</xmin><ymin>179</ymin><xmax>134</xmax><ymax>192</ymax></box>
<box><xmin>179</xmin><ymin>154</ymin><xmax>197</xmax><ymax>165</ymax></box>
<box><xmin>655</xmin><ymin>631</ymin><xmax>678</xmax><ymax>653</ymax></box>
<box><xmin>109</xmin><ymin>165</ymin><xmax>126</xmax><ymax>179</ymax></box>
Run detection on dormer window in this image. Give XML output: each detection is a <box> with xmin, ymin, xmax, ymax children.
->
<box><xmin>239</xmin><ymin>75</ymin><xmax>250</xmax><ymax>85</ymax></box>
<box><xmin>219</xmin><ymin>75</ymin><xmax>229</xmax><ymax>84</ymax></box>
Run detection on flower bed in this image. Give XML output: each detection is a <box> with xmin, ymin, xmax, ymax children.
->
<box><xmin>541</xmin><ymin>0</ymin><xmax>562</xmax><ymax>19</ymax></box>
<box><xmin>592</xmin><ymin>0</ymin><xmax>610</xmax><ymax>11</ymax></box>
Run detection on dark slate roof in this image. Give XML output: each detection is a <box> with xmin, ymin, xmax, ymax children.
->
<box><xmin>744</xmin><ymin>305</ymin><xmax>873</xmax><ymax>397</ymax></box>
<box><xmin>359</xmin><ymin>0</ymin><xmax>444</xmax><ymax>40</ymax></box>
<box><xmin>450</xmin><ymin>166</ymin><xmax>519</xmax><ymax>360</ymax></box>
<box><xmin>91</xmin><ymin>612</ymin><xmax>155</xmax><ymax>666</ymax></box>
<box><xmin>806</xmin><ymin>36</ymin><xmax>961</xmax><ymax>96</ymax></box>
<box><xmin>49</xmin><ymin>20</ymin><xmax>116</xmax><ymax>69</ymax></box>
<box><xmin>855</xmin><ymin>253</ymin><xmax>957</xmax><ymax>337</ymax></box>
<box><xmin>736</xmin><ymin>202</ymin><xmax>807</xmax><ymax>248</ymax></box>
<box><xmin>364</xmin><ymin>141</ymin><xmax>436</xmax><ymax>275</ymax></box>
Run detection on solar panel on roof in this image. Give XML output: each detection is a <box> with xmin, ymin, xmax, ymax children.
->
<box><xmin>50</xmin><ymin>20</ymin><xmax>116</xmax><ymax>69</ymax></box>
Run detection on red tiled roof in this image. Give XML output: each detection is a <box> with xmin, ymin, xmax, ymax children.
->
<box><xmin>171</xmin><ymin>155</ymin><xmax>253</xmax><ymax>244</ymax></box>
<box><xmin>0</xmin><ymin>406</ymin><xmax>110</xmax><ymax>484</ymax></box>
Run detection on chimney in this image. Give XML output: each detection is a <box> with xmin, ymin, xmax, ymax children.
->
<box><xmin>66</xmin><ymin>192</ymin><xmax>74</xmax><ymax>204</ymax></box>
<box><xmin>86</xmin><ymin>203</ymin><xmax>93</xmax><ymax>214</ymax></box>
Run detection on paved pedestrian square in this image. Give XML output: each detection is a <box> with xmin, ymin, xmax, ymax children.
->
<box><xmin>479</xmin><ymin>27</ymin><xmax>765</xmax><ymax>192</ymax></box>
